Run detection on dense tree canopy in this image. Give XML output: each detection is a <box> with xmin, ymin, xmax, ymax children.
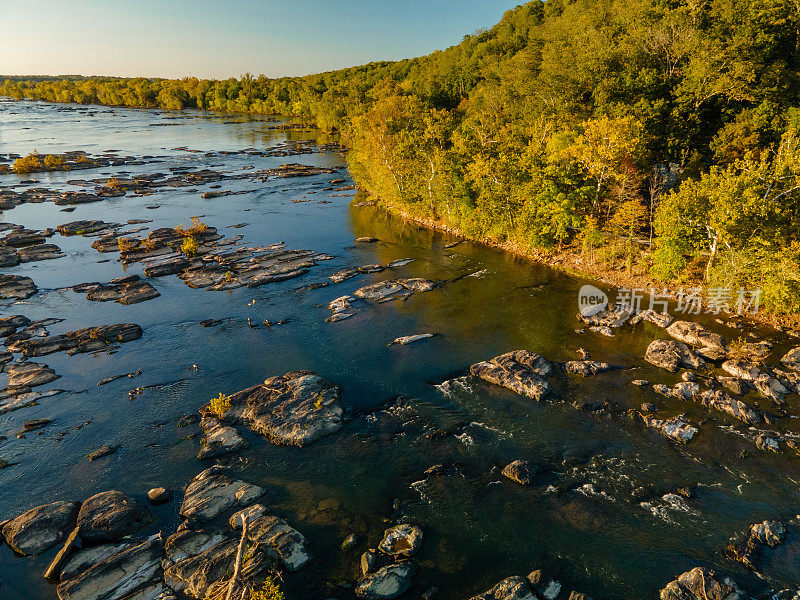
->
<box><xmin>3</xmin><ymin>0</ymin><xmax>800</xmax><ymax>312</ymax></box>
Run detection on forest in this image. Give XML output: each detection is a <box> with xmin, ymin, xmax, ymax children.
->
<box><xmin>3</xmin><ymin>0</ymin><xmax>800</xmax><ymax>315</ymax></box>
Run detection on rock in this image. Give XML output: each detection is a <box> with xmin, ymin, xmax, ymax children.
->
<box><xmin>147</xmin><ymin>488</ymin><xmax>172</xmax><ymax>505</ymax></box>
<box><xmin>469</xmin><ymin>576</ymin><xmax>537</xmax><ymax>600</ymax></box>
<box><xmin>752</xmin><ymin>373</ymin><xmax>788</xmax><ymax>403</ymax></box>
<box><xmin>750</xmin><ymin>520</ymin><xmax>786</xmax><ymax>546</ymax></box>
<box><xmin>388</xmin><ymin>258</ymin><xmax>414</xmax><ymax>267</ymax></box>
<box><xmin>718</xmin><ymin>376</ymin><xmax>748</xmax><ymax>395</ymax></box>
<box><xmin>342</xmin><ymin>533</ymin><xmax>358</xmax><ymax>550</ymax></box>
<box><xmin>755</xmin><ymin>433</ymin><xmax>780</xmax><ymax>452</ymax></box>
<box><xmin>17</xmin><ymin>243</ymin><xmax>66</xmax><ymax>262</ymax></box>
<box><xmin>501</xmin><ymin>459</ymin><xmax>539</xmax><ymax>485</ymax></box>
<box><xmin>57</xmin><ymin>536</ymin><xmax>163</xmax><ymax>600</ymax></box>
<box><xmin>361</xmin><ymin>550</ymin><xmax>377</xmax><ymax>575</ymax></box>
<box><xmin>641</xmin><ymin>414</ymin><xmax>698</xmax><ymax>443</ymax></box>
<box><xmin>330</xmin><ymin>268</ymin><xmax>360</xmax><ymax>284</ymax></box>
<box><xmin>645</xmin><ymin>339</ymin><xmax>704</xmax><ymax>372</ymax></box>
<box><xmin>355</xmin><ymin>562</ymin><xmax>416</xmax><ymax>600</ymax></box>
<box><xmin>632</xmin><ymin>379</ymin><xmax>650</xmax><ymax>386</ymax></box>
<box><xmin>2</xmin><ymin>500</ymin><xmax>80</xmax><ymax>555</ymax></box>
<box><xmin>87</xmin><ymin>445</ymin><xmax>118</xmax><ymax>461</ymax></box>
<box><xmin>2</xmin><ymin>229</ymin><xmax>46</xmax><ymax>247</ymax></box>
<box><xmin>641</xmin><ymin>402</ymin><xmax>657</xmax><ymax>412</ymax></box>
<box><xmin>86</xmin><ymin>280</ymin><xmax>160</xmax><ymax>305</ymax></box>
<box><xmin>5</xmin><ymin>361</ymin><xmax>59</xmax><ymax>387</ymax></box>
<box><xmin>57</xmin><ymin>220</ymin><xmax>119</xmax><ymax>236</ymax></box>
<box><xmin>389</xmin><ymin>333</ymin><xmax>434</xmax><ymax>346</ymax></box>
<box><xmin>164</xmin><ymin>529</ymin><xmax>228</xmax><ymax>565</ymax></box>
<box><xmin>589</xmin><ymin>325</ymin><xmax>614</xmax><ymax>337</ymax></box>
<box><xmin>197</xmin><ymin>417</ymin><xmax>249</xmax><ymax>459</ymax></box>
<box><xmin>564</xmin><ymin>360</ymin><xmax>612</xmax><ymax>376</ymax></box>
<box><xmin>359</xmin><ymin>264</ymin><xmax>385</xmax><ymax>273</ymax></box>
<box><xmin>356</xmin><ymin>237</ymin><xmax>379</xmax><ymax>243</ymax></box>
<box><xmin>580</xmin><ymin>304</ymin><xmax>632</xmax><ymax>328</ymax></box>
<box><xmin>378</xmin><ymin>523</ymin><xmax>423</xmax><ymax>557</ymax></box>
<box><xmin>248</xmin><ymin>514</ymin><xmax>311</xmax><ymax>571</ymax></box>
<box><xmin>228</xmin><ymin>503</ymin><xmax>267</xmax><ymax>529</ymax></box>
<box><xmin>471</xmin><ymin>350</ymin><xmax>553</xmax><ymax>400</ymax></box>
<box><xmin>10</xmin><ymin>323</ymin><xmax>142</xmax><ymax>357</ymax></box>
<box><xmin>721</xmin><ymin>359</ymin><xmax>762</xmax><ymax>381</ymax></box>
<box><xmin>354</xmin><ymin>278</ymin><xmax>436</xmax><ymax>302</ymax></box>
<box><xmin>163</xmin><ymin>536</ymin><xmax>242</xmax><ymax>599</ymax></box>
<box><xmin>0</xmin><ymin>274</ymin><xmax>38</xmax><ymax>299</ymax></box>
<box><xmin>179</xmin><ymin>466</ymin><xmax>265</xmax><ymax>522</ymax></box>
<box><xmin>217</xmin><ymin>371</ymin><xmax>344</xmax><ymax>446</ymax></box>
<box><xmin>698</xmin><ymin>390</ymin><xmax>761</xmax><ymax>425</ymax></box>
<box><xmin>667</xmin><ymin>321</ymin><xmax>726</xmax><ymax>350</ymax></box>
<box><xmin>780</xmin><ymin>346</ymin><xmax>800</xmax><ymax>371</ymax></box>
<box><xmin>659</xmin><ymin>567</ymin><xmax>747</xmax><ymax>600</ymax></box>
<box><xmin>77</xmin><ymin>491</ymin><xmax>151</xmax><ymax>543</ymax></box>
<box><xmin>672</xmin><ymin>381</ymin><xmax>700</xmax><ymax>400</ymax></box>
<box><xmin>60</xmin><ymin>539</ymin><xmax>137</xmax><ymax>581</ymax></box>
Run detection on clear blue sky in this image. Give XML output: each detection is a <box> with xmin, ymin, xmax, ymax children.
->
<box><xmin>1</xmin><ymin>1</ymin><xmax>518</xmax><ymax>79</ymax></box>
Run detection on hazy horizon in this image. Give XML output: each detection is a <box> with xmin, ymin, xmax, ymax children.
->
<box><xmin>1</xmin><ymin>0</ymin><xmax>516</xmax><ymax>80</ymax></box>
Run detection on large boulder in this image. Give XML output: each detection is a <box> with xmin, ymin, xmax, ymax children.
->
<box><xmin>2</xmin><ymin>500</ymin><xmax>79</xmax><ymax>555</ymax></box>
<box><xmin>355</xmin><ymin>562</ymin><xmax>416</xmax><ymax>600</ymax></box>
<box><xmin>470</xmin><ymin>350</ymin><xmax>553</xmax><ymax>400</ymax></box>
<box><xmin>57</xmin><ymin>536</ymin><xmax>163</xmax><ymax>600</ymax></box>
<box><xmin>179</xmin><ymin>467</ymin><xmax>265</xmax><ymax>522</ymax></box>
<box><xmin>660</xmin><ymin>567</ymin><xmax>748</xmax><ymax>600</ymax></box>
<box><xmin>59</xmin><ymin>540</ymin><xmax>138</xmax><ymax>581</ymax></box>
<box><xmin>77</xmin><ymin>491</ymin><xmax>151</xmax><ymax>543</ymax></box>
<box><xmin>469</xmin><ymin>576</ymin><xmax>537</xmax><ymax>600</ymax></box>
<box><xmin>645</xmin><ymin>339</ymin><xmax>704</xmax><ymax>372</ymax></box>
<box><xmin>378</xmin><ymin>524</ymin><xmax>423</xmax><ymax>558</ymax></box>
<box><xmin>666</xmin><ymin>321</ymin><xmax>726</xmax><ymax>351</ymax></box>
<box><xmin>247</xmin><ymin>514</ymin><xmax>311</xmax><ymax>571</ymax></box>
<box><xmin>218</xmin><ymin>371</ymin><xmax>344</xmax><ymax>446</ymax></box>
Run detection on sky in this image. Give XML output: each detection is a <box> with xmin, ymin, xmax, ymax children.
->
<box><xmin>1</xmin><ymin>0</ymin><xmax>517</xmax><ymax>79</ymax></box>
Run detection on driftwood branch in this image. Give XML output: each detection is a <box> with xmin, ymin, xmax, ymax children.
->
<box><xmin>44</xmin><ymin>526</ymin><xmax>80</xmax><ymax>580</ymax></box>
<box><xmin>226</xmin><ymin>514</ymin><xmax>249</xmax><ymax>600</ymax></box>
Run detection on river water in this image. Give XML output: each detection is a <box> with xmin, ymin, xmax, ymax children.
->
<box><xmin>0</xmin><ymin>99</ymin><xmax>798</xmax><ymax>600</ymax></box>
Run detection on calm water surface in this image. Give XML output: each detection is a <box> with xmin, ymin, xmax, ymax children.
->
<box><xmin>0</xmin><ymin>100</ymin><xmax>798</xmax><ymax>600</ymax></box>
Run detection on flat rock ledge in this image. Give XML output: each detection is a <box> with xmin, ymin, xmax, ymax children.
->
<box><xmin>659</xmin><ymin>567</ymin><xmax>749</xmax><ymax>600</ymax></box>
<box><xmin>470</xmin><ymin>350</ymin><xmax>553</xmax><ymax>400</ymax></box>
<box><xmin>210</xmin><ymin>370</ymin><xmax>344</xmax><ymax>447</ymax></box>
<box><xmin>179</xmin><ymin>466</ymin><xmax>265</xmax><ymax>522</ymax></box>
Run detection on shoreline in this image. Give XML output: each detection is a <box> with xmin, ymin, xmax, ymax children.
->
<box><xmin>367</xmin><ymin>198</ymin><xmax>800</xmax><ymax>332</ymax></box>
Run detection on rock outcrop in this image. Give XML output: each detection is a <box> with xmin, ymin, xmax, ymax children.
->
<box><xmin>2</xmin><ymin>500</ymin><xmax>79</xmax><ymax>555</ymax></box>
<box><xmin>179</xmin><ymin>467</ymin><xmax>265</xmax><ymax>522</ymax></box>
<box><xmin>470</xmin><ymin>350</ymin><xmax>553</xmax><ymax>400</ymax></box>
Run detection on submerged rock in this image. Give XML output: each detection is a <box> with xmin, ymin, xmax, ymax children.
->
<box><xmin>330</xmin><ymin>268</ymin><xmax>359</xmax><ymax>284</ymax></box>
<box><xmin>378</xmin><ymin>524</ymin><xmax>423</xmax><ymax>557</ymax></box>
<box><xmin>470</xmin><ymin>350</ymin><xmax>553</xmax><ymax>400</ymax></box>
<box><xmin>2</xmin><ymin>500</ymin><xmax>80</xmax><ymax>556</ymax></box>
<box><xmin>659</xmin><ymin>567</ymin><xmax>747</xmax><ymax>600</ymax></box>
<box><xmin>750</xmin><ymin>520</ymin><xmax>786</xmax><ymax>547</ymax></box>
<box><xmin>216</xmin><ymin>371</ymin><xmax>344</xmax><ymax>446</ymax></box>
<box><xmin>580</xmin><ymin>304</ymin><xmax>632</xmax><ymax>328</ymax></box>
<box><xmin>179</xmin><ymin>466</ymin><xmax>265</xmax><ymax>522</ymax></box>
<box><xmin>77</xmin><ymin>491</ymin><xmax>151</xmax><ymax>543</ymax></box>
<box><xmin>645</xmin><ymin>339</ymin><xmax>704</xmax><ymax>372</ymax></box>
<box><xmin>698</xmin><ymin>390</ymin><xmax>761</xmax><ymax>425</ymax></box>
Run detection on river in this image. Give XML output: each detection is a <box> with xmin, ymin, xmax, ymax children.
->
<box><xmin>0</xmin><ymin>99</ymin><xmax>798</xmax><ymax>600</ymax></box>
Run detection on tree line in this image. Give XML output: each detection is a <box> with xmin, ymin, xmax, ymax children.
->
<box><xmin>4</xmin><ymin>0</ymin><xmax>800</xmax><ymax>313</ymax></box>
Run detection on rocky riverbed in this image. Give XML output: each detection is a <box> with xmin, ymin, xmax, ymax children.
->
<box><xmin>0</xmin><ymin>99</ymin><xmax>799</xmax><ymax>600</ymax></box>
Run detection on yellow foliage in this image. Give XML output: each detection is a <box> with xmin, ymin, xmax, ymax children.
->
<box><xmin>209</xmin><ymin>393</ymin><xmax>231</xmax><ymax>417</ymax></box>
<box><xmin>12</xmin><ymin>152</ymin><xmax>44</xmax><ymax>174</ymax></box>
<box><xmin>249</xmin><ymin>577</ymin><xmax>285</xmax><ymax>600</ymax></box>
<box><xmin>181</xmin><ymin>236</ymin><xmax>199</xmax><ymax>257</ymax></box>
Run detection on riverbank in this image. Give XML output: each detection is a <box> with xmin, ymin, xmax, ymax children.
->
<box><xmin>367</xmin><ymin>197</ymin><xmax>800</xmax><ymax>332</ymax></box>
